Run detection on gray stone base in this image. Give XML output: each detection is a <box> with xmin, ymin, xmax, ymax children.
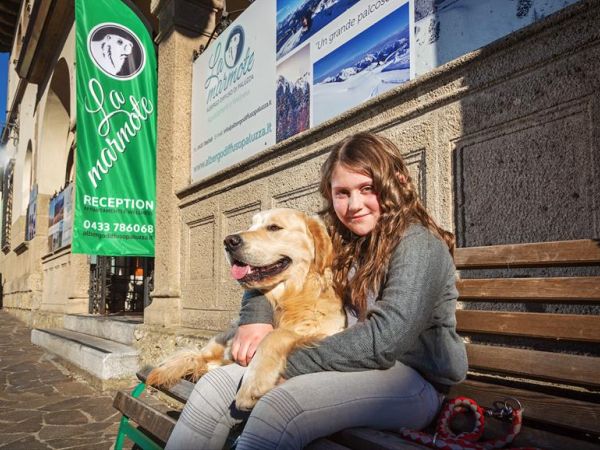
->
<box><xmin>31</xmin><ymin>328</ymin><xmax>140</xmax><ymax>387</ymax></box>
<box><xmin>63</xmin><ymin>314</ymin><xmax>142</xmax><ymax>345</ymax></box>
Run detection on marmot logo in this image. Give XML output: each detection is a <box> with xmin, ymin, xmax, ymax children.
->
<box><xmin>88</xmin><ymin>23</ymin><xmax>145</xmax><ymax>80</ymax></box>
<box><xmin>224</xmin><ymin>26</ymin><xmax>245</xmax><ymax>68</ymax></box>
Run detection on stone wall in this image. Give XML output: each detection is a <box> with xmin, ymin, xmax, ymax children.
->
<box><xmin>1</xmin><ymin>195</ymin><xmax>49</xmax><ymax>326</ymax></box>
<box><xmin>0</xmin><ymin>23</ymin><xmax>83</xmax><ymax>326</ymax></box>
<box><xmin>141</xmin><ymin>1</ymin><xmax>599</xmax><ymax>359</ymax></box>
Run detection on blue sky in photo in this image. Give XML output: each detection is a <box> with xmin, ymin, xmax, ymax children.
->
<box><xmin>277</xmin><ymin>0</ymin><xmax>305</xmax><ymax>23</ymax></box>
<box><xmin>0</xmin><ymin>53</ymin><xmax>9</xmax><ymax>123</ymax></box>
<box><xmin>314</xmin><ymin>2</ymin><xmax>409</xmax><ymax>83</ymax></box>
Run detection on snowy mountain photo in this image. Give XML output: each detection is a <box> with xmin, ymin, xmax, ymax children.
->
<box><xmin>277</xmin><ymin>0</ymin><xmax>359</xmax><ymax>60</ymax></box>
<box><xmin>276</xmin><ymin>45</ymin><xmax>311</xmax><ymax>142</ymax></box>
<box><xmin>313</xmin><ymin>3</ymin><xmax>410</xmax><ymax>125</ymax></box>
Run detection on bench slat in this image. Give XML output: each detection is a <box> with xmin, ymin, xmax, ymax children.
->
<box><xmin>137</xmin><ymin>368</ymin><xmax>153</xmax><ymax>381</ymax></box>
<box><xmin>449</xmin><ymin>379</ymin><xmax>600</xmax><ymax>436</ymax></box>
<box><xmin>455</xmin><ymin>239</ymin><xmax>600</xmax><ymax>269</ymax></box>
<box><xmin>113</xmin><ymin>391</ymin><xmax>176</xmax><ymax>444</ymax></box>
<box><xmin>456</xmin><ymin>310</ymin><xmax>600</xmax><ymax>342</ymax></box>
<box><xmin>457</xmin><ymin>277</ymin><xmax>600</xmax><ymax>301</ymax></box>
<box><xmin>333</xmin><ymin>424</ymin><xmax>600</xmax><ymax>450</ymax></box>
<box><xmin>305</xmin><ymin>439</ymin><xmax>353</xmax><ymax>449</ymax></box>
<box><xmin>332</xmin><ymin>428</ymin><xmax>430</xmax><ymax>450</ymax></box>
<box><xmin>466</xmin><ymin>343</ymin><xmax>600</xmax><ymax>387</ymax></box>
<box><xmin>501</xmin><ymin>424</ymin><xmax>600</xmax><ymax>450</ymax></box>
<box><xmin>137</xmin><ymin>368</ymin><xmax>195</xmax><ymax>404</ymax></box>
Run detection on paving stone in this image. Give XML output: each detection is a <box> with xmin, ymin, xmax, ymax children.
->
<box><xmin>2</xmin><ymin>362</ymin><xmax>35</xmax><ymax>373</ymax></box>
<box><xmin>79</xmin><ymin>398</ymin><xmax>121</xmax><ymax>422</ymax></box>
<box><xmin>6</xmin><ymin>384</ymin><xmax>57</xmax><ymax>395</ymax></box>
<box><xmin>0</xmin><ymin>433</ymin><xmax>28</xmax><ymax>447</ymax></box>
<box><xmin>38</xmin><ymin>425</ymin><xmax>82</xmax><ymax>440</ymax></box>
<box><xmin>38</xmin><ymin>374</ymin><xmax>77</xmax><ymax>385</ymax></box>
<box><xmin>53</xmin><ymin>381</ymin><xmax>97</xmax><ymax>396</ymax></box>
<box><xmin>40</xmin><ymin>397</ymin><xmax>88</xmax><ymax>412</ymax></box>
<box><xmin>101</xmin><ymin>421</ymin><xmax>123</xmax><ymax>436</ymax></box>
<box><xmin>45</xmin><ymin>436</ymin><xmax>112</xmax><ymax>450</ymax></box>
<box><xmin>0</xmin><ymin>435</ymin><xmax>52</xmax><ymax>450</ymax></box>
<box><xmin>0</xmin><ymin>391</ymin><xmax>37</xmax><ymax>402</ymax></box>
<box><xmin>67</xmin><ymin>442</ymin><xmax>116</xmax><ymax>450</ymax></box>
<box><xmin>0</xmin><ymin>401</ymin><xmax>18</xmax><ymax>411</ymax></box>
<box><xmin>78</xmin><ymin>421</ymin><xmax>115</xmax><ymax>434</ymax></box>
<box><xmin>0</xmin><ymin>311</ymin><xmax>135</xmax><ymax>450</ymax></box>
<box><xmin>1</xmin><ymin>416</ymin><xmax>44</xmax><ymax>433</ymax></box>
<box><xmin>16</xmin><ymin>396</ymin><xmax>66</xmax><ymax>410</ymax></box>
<box><xmin>44</xmin><ymin>409</ymin><xmax>89</xmax><ymax>425</ymax></box>
<box><xmin>0</xmin><ymin>408</ymin><xmax>43</xmax><ymax>423</ymax></box>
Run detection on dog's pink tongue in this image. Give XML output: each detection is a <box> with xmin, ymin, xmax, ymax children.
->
<box><xmin>231</xmin><ymin>263</ymin><xmax>251</xmax><ymax>280</ymax></box>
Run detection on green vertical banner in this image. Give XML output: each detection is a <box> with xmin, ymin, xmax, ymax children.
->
<box><xmin>73</xmin><ymin>0</ymin><xmax>156</xmax><ymax>256</ymax></box>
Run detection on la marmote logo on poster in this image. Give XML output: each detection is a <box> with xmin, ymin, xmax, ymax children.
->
<box><xmin>87</xmin><ymin>22</ymin><xmax>146</xmax><ymax>80</ymax></box>
<box><xmin>205</xmin><ymin>25</ymin><xmax>255</xmax><ymax>105</ymax></box>
<box><xmin>224</xmin><ymin>26</ymin><xmax>245</xmax><ymax>68</ymax></box>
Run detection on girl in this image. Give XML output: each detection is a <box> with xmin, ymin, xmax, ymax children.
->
<box><xmin>166</xmin><ymin>132</ymin><xmax>467</xmax><ymax>450</ymax></box>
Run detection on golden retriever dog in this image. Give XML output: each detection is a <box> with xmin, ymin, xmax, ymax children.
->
<box><xmin>146</xmin><ymin>208</ymin><xmax>345</xmax><ymax>410</ymax></box>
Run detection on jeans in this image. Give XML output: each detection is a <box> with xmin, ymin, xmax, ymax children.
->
<box><xmin>165</xmin><ymin>362</ymin><xmax>443</xmax><ymax>450</ymax></box>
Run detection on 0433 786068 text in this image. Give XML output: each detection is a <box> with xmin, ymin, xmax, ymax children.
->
<box><xmin>82</xmin><ymin>220</ymin><xmax>154</xmax><ymax>234</ymax></box>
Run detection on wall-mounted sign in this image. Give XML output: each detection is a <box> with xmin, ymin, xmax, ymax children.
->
<box><xmin>48</xmin><ymin>190</ymin><xmax>64</xmax><ymax>252</ymax></box>
<box><xmin>47</xmin><ymin>184</ymin><xmax>75</xmax><ymax>252</ymax></box>
<box><xmin>25</xmin><ymin>184</ymin><xmax>38</xmax><ymax>241</ymax></box>
<box><xmin>74</xmin><ymin>0</ymin><xmax>157</xmax><ymax>256</ymax></box>
<box><xmin>190</xmin><ymin>0</ymin><xmax>579</xmax><ymax>183</ymax></box>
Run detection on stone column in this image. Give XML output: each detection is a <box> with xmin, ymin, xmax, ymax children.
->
<box><xmin>145</xmin><ymin>0</ymin><xmax>223</xmax><ymax>326</ymax></box>
<box><xmin>65</xmin><ymin>254</ymin><xmax>92</xmax><ymax>314</ymax></box>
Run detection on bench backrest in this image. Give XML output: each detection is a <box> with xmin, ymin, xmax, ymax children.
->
<box><xmin>453</xmin><ymin>239</ymin><xmax>600</xmax><ymax>441</ymax></box>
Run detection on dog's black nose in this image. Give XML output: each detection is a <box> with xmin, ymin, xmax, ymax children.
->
<box><xmin>224</xmin><ymin>234</ymin><xmax>243</xmax><ymax>251</ymax></box>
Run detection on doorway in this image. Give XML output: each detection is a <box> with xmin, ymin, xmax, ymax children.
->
<box><xmin>88</xmin><ymin>256</ymin><xmax>154</xmax><ymax>315</ymax></box>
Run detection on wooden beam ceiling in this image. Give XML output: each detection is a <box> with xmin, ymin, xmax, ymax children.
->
<box><xmin>0</xmin><ymin>0</ymin><xmax>21</xmax><ymax>52</ymax></box>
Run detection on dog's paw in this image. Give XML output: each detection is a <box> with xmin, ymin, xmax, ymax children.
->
<box><xmin>235</xmin><ymin>372</ymin><xmax>279</xmax><ymax>411</ymax></box>
<box><xmin>235</xmin><ymin>388</ymin><xmax>259</xmax><ymax>411</ymax></box>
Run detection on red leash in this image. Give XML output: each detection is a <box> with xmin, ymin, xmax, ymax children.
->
<box><xmin>399</xmin><ymin>396</ymin><xmax>541</xmax><ymax>450</ymax></box>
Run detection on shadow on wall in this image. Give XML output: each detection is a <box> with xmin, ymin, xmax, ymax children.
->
<box><xmin>443</xmin><ymin>1</ymin><xmax>599</xmax><ymax>354</ymax></box>
<box><xmin>418</xmin><ymin>0</ymin><xmax>598</xmax><ymax>247</ymax></box>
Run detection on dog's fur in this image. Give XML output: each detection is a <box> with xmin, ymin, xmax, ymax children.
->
<box><xmin>146</xmin><ymin>208</ymin><xmax>345</xmax><ymax>410</ymax></box>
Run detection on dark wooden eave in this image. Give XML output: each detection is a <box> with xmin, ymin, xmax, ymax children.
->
<box><xmin>0</xmin><ymin>0</ymin><xmax>20</xmax><ymax>52</ymax></box>
<box><xmin>16</xmin><ymin>0</ymin><xmax>74</xmax><ymax>84</ymax></box>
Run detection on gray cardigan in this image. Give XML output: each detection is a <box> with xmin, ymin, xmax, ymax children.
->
<box><xmin>239</xmin><ymin>224</ymin><xmax>468</xmax><ymax>386</ymax></box>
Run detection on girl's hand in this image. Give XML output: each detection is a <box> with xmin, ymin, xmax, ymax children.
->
<box><xmin>231</xmin><ymin>323</ymin><xmax>273</xmax><ymax>366</ymax></box>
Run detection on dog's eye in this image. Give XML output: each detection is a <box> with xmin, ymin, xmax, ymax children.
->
<box><xmin>267</xmin><ymin>224</ymin><xmax>283</xmax><ymax>232</ymax></box>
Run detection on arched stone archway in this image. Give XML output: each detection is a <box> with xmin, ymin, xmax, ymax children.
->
<box><xmin>38</xmin><ymin>58</ymin><xmax>70</xmax><ymax>194</ymax></box>
<box><xmin>21</xmin><ymin>141</ymin><xmax>33</xmax><ymax>215</ymax></box>
<box><xmin>65</xmin><ymin>144</ymin><xmax>75</xmax><ymax>184</ymax></box>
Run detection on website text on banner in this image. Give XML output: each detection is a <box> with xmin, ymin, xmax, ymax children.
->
<box><xmin>73</xmin><ymin>0</ymin><xmax>157</xmax><ymax>256</ymax></box>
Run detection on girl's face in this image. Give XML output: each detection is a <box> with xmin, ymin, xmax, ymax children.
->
<box><xmin>331</xmin><ymin>164</ymin><xmax>381</xmax><ymax>236</ymax></box>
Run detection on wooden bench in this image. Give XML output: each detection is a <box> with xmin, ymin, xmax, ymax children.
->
<box><xmin>113</xmin><ymin>239</ymin><xmax>600</xmax><ymax>450</ymax></box>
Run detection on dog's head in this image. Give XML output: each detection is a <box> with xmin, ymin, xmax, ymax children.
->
<box><xmin>224</xmin><ymin>208</ymin><xmax>332</xmax><ymax>293</ymax></box>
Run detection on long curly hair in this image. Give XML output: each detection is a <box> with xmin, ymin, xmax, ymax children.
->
<box><xmin>320</xmin><ymin>132</ymin><xmax>454</xmax><ymax>320</ymax></box>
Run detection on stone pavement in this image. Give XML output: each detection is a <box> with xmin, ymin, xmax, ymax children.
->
<box><xmin>0</xmin><ymin>310</ymin><xmax>136</xmax><ymax>450</ymax></box>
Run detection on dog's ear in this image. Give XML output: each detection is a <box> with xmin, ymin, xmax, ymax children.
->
<box><xmin>306</xmin><ymin>216</ymin><xmax>333</xmax><ymax>274</ymax></box>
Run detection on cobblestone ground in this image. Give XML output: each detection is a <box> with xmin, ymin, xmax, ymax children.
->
<box><xmin>0</xmin><ymin>310</ymin><xmax>134</xmax><ymax>450</ymax></box>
